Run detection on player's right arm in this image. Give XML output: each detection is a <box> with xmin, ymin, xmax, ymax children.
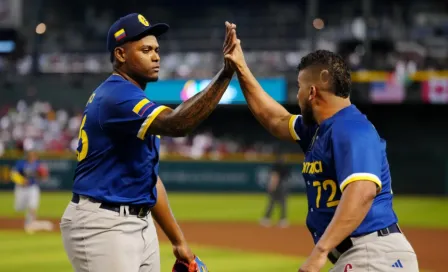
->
<box><xmin>146</xmin><ymin>68</ymin><xmax>233</xmax><ymax>137</ymax></box>
<box><xmin>100</xmin><ymin>22</ymin><xmax>237</xmax><ymax>138</ymax></box>
<box><xmin>10</xmin><ymin>161</ymin><xmax>27</xmax><ymax>185</ymax></box>
<box><xmin>146</xmin><ymin>22</ymin><xmax>237</xmax><ymax>137</ymax></box>
<box><xmin>99</xmin><ymin>73</ymin><xmax>232</xmax><ymax>139</ymax></box>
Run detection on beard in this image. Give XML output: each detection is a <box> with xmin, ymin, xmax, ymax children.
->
<box><xmin>145</xmin><ymin>70</ymin><xmax>159</xmax><ymax>82</ymax></box>
<box><xmin>130</xmin><ymin>72</ymin><xmax>158</xmax><ymax>87</ymax></box>
<box><xmin>301</xmin><ymin>101</ymin><xmax>317</xmax><ymax>126</ymax></box>
<box><xmin>141</xmin><ymin>71</ymin><xmax>159</xmax><ymax>83</ymax></box>
<box><xmin>145</xmin><ymin>75</ymin><xmax>159</xmax><ymax>82</ymax></box>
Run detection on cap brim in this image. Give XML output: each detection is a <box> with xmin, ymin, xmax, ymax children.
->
<box><xmin>134</xmin><ymin>23</ymin><xmax>170</xmax><ymax>40</ymax></box>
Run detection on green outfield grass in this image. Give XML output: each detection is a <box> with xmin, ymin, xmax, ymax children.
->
<box><xmin>0</xmin><ymin>231</ymin><xmax>332</xmax><ymax>272</ymax></box>
<box><xmin>0</xmin><ymin>192</ymin><xmax>447</xmax><ymax>228</ymax></box>
<box><xmin>0</xmin><ymin>192</ymin><xmax>442</xmax><ymax>272</ymax></box>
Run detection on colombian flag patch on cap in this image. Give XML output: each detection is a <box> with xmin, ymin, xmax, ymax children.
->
<box><xmin>114</xmin><ymin>29</ymin><xmax>126</xmax><ymax>41</ymax></box>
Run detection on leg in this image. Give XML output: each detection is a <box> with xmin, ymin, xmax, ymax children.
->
<box><xmin>60</xmin><ymin>202</ymin><xmax>78</xmax><ymax>267</ymax></box>
<box><xmin>139</xmin><ymin>216</ymin><xmax>160</xmax><ymax>272</ymax></box>
<box><xmin>61</xmin><ymin>197</ymin><xmax>146</xmax><ymax>272</ymax></box>
<box><xmin>277</xmin><ymin>192</ymin><xmax>288</xmax><ymax>227</ymax></box>
<box><xmin>28</xmin><ymin>185</ymin><xmax>53</xmax><ymax>231</ymax></box>
<box><xmin>366</xmin><ymin>233</ymin><xmax>419</xmax><ymax>271</ymax></box>
<box><xmin>14</xmin><ymin>185</ymin><xmax>27</xmax><ymax>212</ymax></box>
<box><xmin>27</xmin><ymin>185</ymin><xmax>40</xmax><ymax>224</ymax></box>
<box><xmin>14</xmin><ymin>185</ymin><xmax>31</xmax><ymax>231</ymax></box>
<box><xmin>260</xmin><ymin>192</ymin><xmax>276</xmax><ymax>226</ymax></box>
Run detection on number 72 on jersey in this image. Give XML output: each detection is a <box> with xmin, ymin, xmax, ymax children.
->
<box><xmin>313</xmin><ymin>179</ymin><xmax>340</xmax><ymax>208</ymax></box>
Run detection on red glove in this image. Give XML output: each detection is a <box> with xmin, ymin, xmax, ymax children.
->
<box><xmin>172</xmin><ymin>256</ymin><xmax>208</xmax><ymax>272</ymax></box>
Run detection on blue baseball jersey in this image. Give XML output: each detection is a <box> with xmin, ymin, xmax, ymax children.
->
<box><xmin>12</xmin><ymin>160</ymin><xmax>43</xmax><ymax>186</ymax></box>
<box><xmin>72</xmin><ymin>75</ymin><xmax>169</xmax><ymax>205</ymax></box>
<box><xmin>289</xmin><ymin>105</ymin><xmax>398</xmax><ymax>244</ymax></box>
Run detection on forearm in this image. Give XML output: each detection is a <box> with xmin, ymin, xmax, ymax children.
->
<box><xmin>315</xmin><ymin>181</ymin><xmax>376</xmax><ymax>253</ymax></box>
<box><xmin>10</xmin><ymin>171</ymin><xmax>26</xmax><ymax>185</ymax></box>
<box><xmin>151</xmin><ymin>177</ymin><xmax>186</xmax><ymax>246</ymax></box>
<box><xmin>235</xmin><ymin>63</ymin><xmax>291</xmax><ymax>132</ymax></box>
<box><xmin>150</xmin><ymin>68</ymin><xmax>233</xmax><ymax>137</ymax></box>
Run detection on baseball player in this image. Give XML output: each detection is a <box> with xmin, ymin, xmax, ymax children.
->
<box><xmin>260</xmin><ymin>152</ymin><xmax>291</xmax><ymax>228</ymax></box>
<box><xmin>224</xmin><ymin>28</ymin><xmax>419</xmax><ymax>271</ymax></box>
<box><xmin>10</xmin><ymin>150</ymin><xmax>51</xmax><ymax>233</ymax></box>
<box><xmin>60</xmin><ymin>13</ymin><xmax>236</xmax><ymax>272</ymax></box>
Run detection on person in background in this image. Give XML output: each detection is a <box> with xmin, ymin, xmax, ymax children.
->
<box><xmin>10</xmin><ymin>150</ymin><xmax>53</xmax><ymax>233</ymax></box>
<box><xmin>260</xmin><ymin>152</ymin><xmax>291</xmax><ymax>228</ymax></box>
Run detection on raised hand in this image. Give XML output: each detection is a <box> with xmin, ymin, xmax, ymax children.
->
<box><xmin>223</xmin><ymin>21</ymin><xmax>237</xmax><ymax>74</ymax></box>
<box><xmin>223</xmin><ymin>23</ymin><xmax>246</xmax><ymax>71</ymax></box>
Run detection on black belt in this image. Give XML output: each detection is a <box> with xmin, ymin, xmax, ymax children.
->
<box><xmin>71</xmin><ymin>193</ymin><xmax>151</xmax><ymax>218</ymax></box>
<box><xmin>327</xmin><ymin>223</ymin><xmax>402</xmax><ymax>264</ymax></box>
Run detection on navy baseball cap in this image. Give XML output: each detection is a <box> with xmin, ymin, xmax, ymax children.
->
<box><xmin>107</xmin><ymin>13</ymin><xmax>169</xmax><ymax>58</ymax></box>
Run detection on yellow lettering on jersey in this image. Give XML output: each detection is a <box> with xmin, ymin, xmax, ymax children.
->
<box><xmin>77</xmin><ymin>115</ymin><xmax>89</xmax><ymax>162</ymax></box>
<box><xmin>313</xmin><ymin>179</ymin><xmax>340</xmax><ymax>208</ymax></box>
<box><xmin>86</xmin><ymin>93</ymin><xmax>96</xmax><ymax>105</ymax></box>
<box><xmin>302</xmin><ymin>161</ymin><xmax>323</xmax><ymax>174</ymax></box>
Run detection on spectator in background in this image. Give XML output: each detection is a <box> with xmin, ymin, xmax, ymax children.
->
<box><xmin>260</xmin><ymin>152</ymin><xmax>291</xmax><ymax>228</ymax></box>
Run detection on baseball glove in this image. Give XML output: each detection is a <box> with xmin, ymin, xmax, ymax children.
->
<box><xmin>172</xmin><ymin>256</ymin><xmax>208</xmax><ymax>272</ymax></box>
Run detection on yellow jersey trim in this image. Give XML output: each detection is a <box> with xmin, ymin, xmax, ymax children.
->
<box><xmin>137</xmin><ymin>106</ymin><xmax>169</xmax><ymax>140</ymax></box>
<box><xmin>340</xmin><ymin>173</ymin><xmax>382</xmax><ymax>192</ymax></box>
<box><xmin>288</xmin><ymin>115</ymin><xmax>300</xmax><ymax>141</ymax></box>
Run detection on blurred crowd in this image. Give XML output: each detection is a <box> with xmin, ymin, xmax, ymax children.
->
<box><xmin>0</xmin><ymin>100</ymin><xmax>276</xmax><ymax>159</ymax></box>
<box><xmin>0</xmin><ymin>100</ymin><xmax>82</xmax><ymax>155</ymax></box>
<box><xmin>0</xmin><ymin>0</ymin><xmax>447</xmax><ymax>156</ymax></box>
<box><xmin>1</xmin><ymin>0</ymin><xmax>444</xmax><ymax>79</ymax></box>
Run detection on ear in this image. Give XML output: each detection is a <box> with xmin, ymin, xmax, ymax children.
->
<box><xmin>114</xmin><ymin>47</ymin><xmax>126</xmax><ymax>63</ymax></box>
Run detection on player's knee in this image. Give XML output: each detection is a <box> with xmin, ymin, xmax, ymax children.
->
<box><xmin>15</xmin><ymin>204</ymin><xmax>26</xmax><ymax>212</ymax></box>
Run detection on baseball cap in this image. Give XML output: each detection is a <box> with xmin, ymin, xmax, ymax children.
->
<box><xmin>107</xmin><ymin>13</ymin><xmax>169</xmax><ymax>59</ymax></box>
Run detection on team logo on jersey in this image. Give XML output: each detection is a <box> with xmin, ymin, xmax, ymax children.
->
<box><xmin>344</xmin><ymin>263</ymin><xmax>353</xmax><ymax>272</ymax></box>
<box><xmin>138</xmin><ymin>14</ymin><xmax>149</xmax><ymax>26</ymax></box>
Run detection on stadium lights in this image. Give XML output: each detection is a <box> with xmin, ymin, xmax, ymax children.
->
<box><xmin>36</xmin><ymin>23</ymin><xmax>46</xmax><ymax>35</ymax></box>
<box><xmin>313</xmin><ymin>18</ymin><xmax>324</xmax><ymax>30</ymax></box>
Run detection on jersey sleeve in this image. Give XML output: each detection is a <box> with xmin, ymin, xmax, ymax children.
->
<box><xmin>10</xmin><ymin>161</ymin><xmax>26</xmax><ymax>184</ymax></box>
<box><xmin>99</xmin><ymin>85</ymin><xmax>170</xmax><ymax>140</ymax></box>
<box><xmin>288</xmin><ymin>115</ymin><xmax>318</xmax><ymax>152</ymax></box>
<box><xmin>331</xmin><ymin>121</ymin><xmax>382</xmax><ymax>192</ymax></box>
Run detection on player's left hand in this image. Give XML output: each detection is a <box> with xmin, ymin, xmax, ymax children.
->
<box><xmin>173</xmin><ymin>243</ymin><xmax>195</xmax><ymax>264</ymax></box>
<box><xmin>298</xmin><ymin>247</ymin><xmax>328</xmax><ymax>272</ymax></box>
<box><xmin>173</xmin><ymin>254</ymin><xmax>208</xmax><ymax>272</ymax></box>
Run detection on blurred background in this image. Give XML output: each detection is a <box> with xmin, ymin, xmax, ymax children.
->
<box><xmin>0</xmin><ymin>0</ymin><xmax>447</xmax><ymax>271</ymax></box>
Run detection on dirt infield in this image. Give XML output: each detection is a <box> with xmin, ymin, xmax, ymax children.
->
<box><xmin>0</xmin><ymin>218</ymin><xmax>446</xmax><ymax>272</ymax></box>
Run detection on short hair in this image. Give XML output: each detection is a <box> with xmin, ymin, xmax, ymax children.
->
<box><xmin>297</xmin><ymin>50</ymin><xmax>352</xmax><ymax>98</ymax></box>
